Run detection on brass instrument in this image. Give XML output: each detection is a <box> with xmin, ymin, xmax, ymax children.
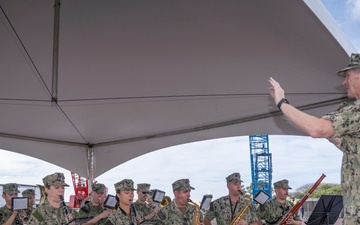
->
<box><xmin>18</xmin><ymin>210</ymin><xmax>29</xmax><ymax>225</ymax></box>
<box><xmin>37</xmin><ymin>184</ymin><xmax>46</xmax><ymax>206</ymax></box>
<box><xmin>230</xmin><ymin>196</ymin><xmax>252</xmax><ymax>225</ymax></box>
<box><xmin>159</xmin><ymin>196</ymin><xmax>171</xmax><ymax>207</ymax></box>
<box><xmin>188</xmin><ymin>199</ymin><xmax>201</xmax><ymax>225</ymax></box>
<box><xmin>145</xmin><ymin>194</ymin><xmax>156</xmax><ymax>209</ymax></box>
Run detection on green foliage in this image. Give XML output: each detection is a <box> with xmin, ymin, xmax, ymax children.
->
<box><xmin>295</xmin><ymin>183</ymin><xmax>341</xmax><ymax>199</ymax></box>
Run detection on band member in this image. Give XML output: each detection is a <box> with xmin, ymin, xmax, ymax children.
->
<box><xmin>0</xmin><ymin>183</ymin><xmax>22</xmax><ymax>225</ymax></box>
<box><xmin>105</xmin><ymin>179</ymin><xmax>143</xmax><ymax>225</ymax></box>
<box><xmin>156</xmin><ymin>178</ymin><xmax>203</xmax><ymax>225</ymax></box>
<box><xmin>268</xmin><ymin>53</ymin><xmax>360</xmax><ymax>225</ymax></box>
<box><xmin>257</xmin><ymin>179</ymin><xmax>301</xmax><ymax>225</ymax></box>
<box><xmin>204</xmin><ymin>173</ymin><xmax>261</xmax><ymax>225</ymax></box>
<box><xmin>133</xmin><ymin>183</ymin><xmax>160</xmax><ymax>219</ymax></box>
<box><xmin>22</xmin><ymin>188</ymin><xmax>36</xmax><ymax>221</ymax></box>
<box><xmin>79</xmin><ymin>183</ymin><xmax>112</xmax><ymax>225</ymax></box>
<box><xmin>27</xmin><ymin>172</ymin><xmax>75</xmax><ymax>225</ymax></box>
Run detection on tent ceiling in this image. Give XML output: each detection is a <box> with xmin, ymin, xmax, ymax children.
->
<box><xmin>0</xmin><ymin>0</ymin><xmax>355</xmax><ymax>178</ymax></box>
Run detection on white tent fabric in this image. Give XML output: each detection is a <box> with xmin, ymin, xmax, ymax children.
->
<box><xmin>0</xmin><ymin>0</ymin><xmax>356</xmax><ymax>179</ymax></box>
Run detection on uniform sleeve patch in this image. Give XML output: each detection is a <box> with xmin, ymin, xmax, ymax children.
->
<box><xmin>32</xmin><ymin>209</ymin><xmax>45</xmax><ymax>222</ymax></box>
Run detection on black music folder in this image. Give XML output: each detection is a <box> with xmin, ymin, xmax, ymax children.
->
<box><xmin>306</xmin><ymin>195</ymin><xmax>343</xmax><ymax>225</ymax></box>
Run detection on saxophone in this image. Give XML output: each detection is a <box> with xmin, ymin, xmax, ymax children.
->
<box><xmin>230</xmin><ymin>196</ymin><xmax>252</xmax><ymax>225</ymax></box>
<box><xmin>188</xmin><ymin>199</ymin><xmax>201</xmax><ymax>225</ymax></box>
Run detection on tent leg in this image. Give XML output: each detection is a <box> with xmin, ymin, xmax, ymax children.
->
<box><xmin>86</xmin><ymin>146</ymin><xmax>94</xmax><ymax>186</ymax></box>
<box><xmin>52</xmin><ymin>0</ymin><xmax>60</xmax><ymax>102</ymax></box>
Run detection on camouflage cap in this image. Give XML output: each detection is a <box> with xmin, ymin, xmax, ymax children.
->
<box><xmin>42</xmin><ymin>172</ymin><xmax>69</xmax><ymax>187</ymax></box>
<box><xmin>274</xmin><ymin>179</ymin><xmax>292</xmax><ymax>189</ymax></box>
<box><xmin>22</xmin><ymin>188</ymin><xmax>35</xmax><ymax>197</ymax></box>
<box><xmin>226</xmin><ymin>172</ymin><xmax>243</xmax><ymax>183</ymax></box>
<box><xmin>92</xmin><ymin>183</ymin><xmax>106</xmax><ymax>194</ymax></box>
<box><xmin>172</xmin><ymin>179</ymin><xmax>195</xmax><ymax>191</ymax></box>
<box><xmin>137</xmin><ymin>183</ymin><xmax>150</xmax><ymax>192</ymax></box>
<box><xmin>2</xmin><ymin>183</ymin><xmax>20</xmax><ymax>195</ymax></box>
<box><xmin>114</xmin><ymin>179</ymin><xmax>135</xmax><ymax>191</ymax></box>
<box><xmin>337</xmin><ymin>53</ymin><xmax>360</xmax><ymax>77</ymax></box>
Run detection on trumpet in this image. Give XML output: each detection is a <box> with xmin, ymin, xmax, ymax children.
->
<box><xmin>18</xmin><ymin>210</ymin><xmax>29</xmax><ymax>225</ymax></box>
<box><xmin>145</xmin><ymin>195</ymin><xmax>154</xmax><ymax>208</ymax></box>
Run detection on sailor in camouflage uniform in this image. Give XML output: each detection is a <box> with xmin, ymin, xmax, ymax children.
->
<box><xmin>0</xmin><ymin>183</ymin><xmax>23</xmax><ymax>225</ymax></box>
<box><xmin>104</xmin><ymin>179</ymin><xmax>143</xmax><ymax>225</ymax></box>
<box><xmin>22</xmin><ymin>188</ymin><xmax>36</xmax><ymax>222</ymax></box>
<box><xmin>156</xmin><ymin>178</ymin><xmax>203</xmax><ymax>225</ymax></box>
<box><xmin>133</xmin><ymin>183</ymin><xmax>160</xmax><ymax>220</ymax></box>
<box><xmin>27</xmin><ymin>172</ymin><xmax>74</xmax><ymax>225</ymax></box>
<box><xmin>79</xmin><ymin>183</ymin><xmax>112</xmax><ymax>225</ymax></box>
<box><xmin>257</xmin><ymin>179</ymin><xmax>301</xmax><ymax>225</ymax></box>
<box><xmin>204</xmin><ymin>173</ymin><xmax>260</xmax><ymax>225</ymax></box>
<box><xmin>268</xmin><ymin>53</ymin><xmax>360</xmax><ymax>225</ymax></box>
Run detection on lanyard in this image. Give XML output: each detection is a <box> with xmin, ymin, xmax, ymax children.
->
<box><xmin>229</xmin><ymin>197</ymin><xmax>238</xmax><ymax>220</ymax></box>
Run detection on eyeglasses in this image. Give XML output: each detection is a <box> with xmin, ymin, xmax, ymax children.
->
<box><xmin>142</xmin><ymin>192</ymin><xmax>149</xmax><ymax>194</ymax></box>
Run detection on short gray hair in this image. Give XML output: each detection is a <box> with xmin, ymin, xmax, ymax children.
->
<box><xmin>353</xmin><ymin>67</ymin><xmax>360</xmax><ymax>74</ymax></box>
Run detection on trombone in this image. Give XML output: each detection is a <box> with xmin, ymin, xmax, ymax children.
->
<box><xmin>159</xmin><ymin>196</ymin><xmax>171</xmax><ymax>207</ymax></box>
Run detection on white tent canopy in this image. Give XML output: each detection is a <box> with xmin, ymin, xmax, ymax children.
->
<box><xmin>0</xmin><ymin>0</ymin><xmax>356</xmax><ymax>179</ymax></box>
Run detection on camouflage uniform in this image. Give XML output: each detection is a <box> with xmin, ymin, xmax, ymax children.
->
<box><xmin>205</xmin><ymin>195</ymin><xmax>257</xmax><ymax>225</ymax></box>
<box><xmin>0</xmin><ymin>205</ymin><xmax>23</xmax><ymax>225</ymax></box>
<box><xmin>27</xmin><ymin>172</ymin><xmax>73</xmax><ymax>225</ymax></box>
<box><xmin>133</xmin><ymin>201</ymin><xmax>153</xmax><ymax>218</ymax></box>
<box><xmin>258</xmin><ymin>198</ymin><xmax>299</xmax><ymax>225</ymax></box>
<box><xmin>205</xmin><ymin>173</ymin><xmax>258</xmax><ymax>225</ymax></box>
<box><xmin>258</xmin><ymin>179</ymin><xmax>300</xmax><ymax>225</ymax></box>
<box><xmin>104</xmin><ymin>179</ymin><xmax>143</xmax><ymax>225</ymax></box>
<box><xmin>28</xmin><ymin>198</ymin><xmax>72</xmax><ymax>225</ymax></box>
<box><xmin>105</xmin><ymin>207</ymin><xmax>143</xmax><ymax>225</ymax></box>
<box><xmin>22</xmin><ymin>188</ymin><xmax>36</xmax><ymax>220</ymax></box>
<box><xmin>326</xmin><ymin>52</ymin><xmax>360</xmax><ymax>225</ymax></box>
<box><xmin>134</xmin><ymin>183</ymin><xmax>153</xmax><ymax>216</ymax></box>
<box><xmin>156</xmin><ymin>179</ymin><xmax>203</xmax><ymax>225</ymax></box>
<box><xmin>323</xmin><ymin>100</ymin><xmax>360</xmax><ymax>225</ymax></box>
<box><xmin>78</xmin><ymin>183</ymin><xmax>108</xmax><ymax>225</ymax></box>
<box><xmin>79</xmin><ymin>202</ymin><xmax>107</xmax><ymax>225</ymax></box>
<box><xmin>0</xmin><ymin>183</ymin><xmax>22</xmax><ymax>225</ymax></box>
<box><xmin>156</xmin><ymin>200</ymin><xmax>202</xmax><ymax>225</ymax></box>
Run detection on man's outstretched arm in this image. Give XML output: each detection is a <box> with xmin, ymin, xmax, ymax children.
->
<box><xmin>268</xmin><ymin>77</ymin><xmax>335</xmax><ymax>138</ymax></box>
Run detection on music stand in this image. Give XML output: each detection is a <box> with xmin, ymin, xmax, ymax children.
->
<box><xmin>200</xmin><ymin>194</ymin><xmax>213</xmax><ymax>211</ymax></box>
<box><xmin>306</xmin><ymin>195</ymin><xmax>343</xmax><ymax>225</ymax></box>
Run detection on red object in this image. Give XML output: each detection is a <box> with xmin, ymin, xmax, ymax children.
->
<box><xmin>279</xmin><ymin>174</ymin><xmax>326</xmax><ymax>225</ymax></box>
<box><xmin>71</xmin><ymin>172</ymin><xmax>89</xmax><ymax>208</ymax></box>
<box><xmin>69</xmin><ymin>195</ymin><xmax>76</xmax><ymax>208</ymax></box>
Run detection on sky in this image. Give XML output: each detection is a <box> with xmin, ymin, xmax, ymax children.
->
<box><xmin>1</xmin><ymin>0</ymin><xmax>359</xmax><ymax>205</ymax></box>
